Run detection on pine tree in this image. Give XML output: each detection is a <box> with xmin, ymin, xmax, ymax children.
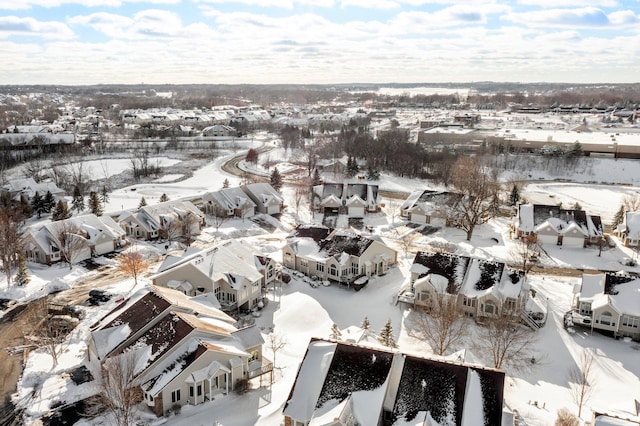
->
<box><xmin>100</xmin><ymin>185</ymin><xmax>110</xmax><ymax>205</ymax></box>
<box><xmin>330</xmin><ymin>323</ymin><xmax>342</xmax><ymax>340</ymax></box>
<box><xmin>51</xmin><ymin>200</ymin><xmax>71</xmax><ymax>221</ymax></box>
<box><xmin>379</xmin><ymin>319</ymin><xmax>397</xmax><ymax>348</ymax></box>
<box><xmin>347</xmin><ymin>156</ymin><xmax>359</xmax><ymax>177</ymax></box>
<box><xmin>361</xmin><ymin>316</ymin><xmax>371</xmax><ymax>330</ymax></box>
<box><xmin>138</xmin><ymin>197</ymin><xmax>147</xmax><ymax>209</ymax></box>
<box><xmin>15</xmin><ymin>256</ymin><xmax>30</xmax><ymax>287</ymax></box>
<box><xmin>31</xmin><ymin>192</ymin><xmax>44</xmax><ymax>218</ymax></box>
<box><xmin>222</xmin><ymin>178</ymin><xmax>230</xmax><ymax>189</ymax></box>
<box><xmin>72</xmin><ymin>185</ymin><xmax>85</xmax><ymax>213</ymax></box>
<box><xmin>43</xmin><ymin>191</ymin><xmax>55</xmax><ymax>214</ymax></box>
<box><xmin>312</xmin><ymin>168</ymin><xmax>323</xmax><ymax>186</ymax></box>
<box><xmin>270</xmin><ymin>167</ymin><xmax>283</xmax><ymax>192</ymax></box>
<box><xmin>366</xmin><ymin>163</ymin><xmax>380</xmax><ymax>181</ymax></box>
<box><xmin>510</xmin><ymin>184</ymin><xmax>520</xmax><ymax>206</ymax></box>
<box><xmin>89</xmin><ymin>191</ymin><xmax>103</xmax><ymax>216</ymax></box>
<box><xmin>612</xmin><ymin>204</ymin><xmax>625</xmax><ymax>227</ymax></box>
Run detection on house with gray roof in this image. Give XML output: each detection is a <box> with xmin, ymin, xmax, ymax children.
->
<box><xmin>241</xmin><ymin>183</ymin><xmax>284</xmax><ymax>216</ymax></box>
<box><xmin>202</xmin><ymin>187</ymin><xmax>256</xmax><ymax>219</ymax></box>
<box><xmin>399</xmin><ymin>252</ymin><xmax>533</xmax><ymax>324</ymax></box>
<box><xmin>573</xmin><ymin>272</ymin><xmax>640</xmax><ymax>341</ymax></box>
<box><xmin>88</xmin><ymin>285</ymin><xmax>271</xmax><ymax>417</ymax></box>
<box><xmin>282</xmin><ymin>226</ymin><xmax>397</xmax><ymax>287</ymax></box>
<box><xmin>283</xmin><ymin>339</ymin><xmax>505</xmax><ymax>426</ymax></box>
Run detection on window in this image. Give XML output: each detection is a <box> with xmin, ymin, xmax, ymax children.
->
<box><xmin>250</xmin><ymin>350</ymin><xmax>259</xmax><ymax>362</ymax></box>
<box><xmin>622</xmin><ymin>316</ymin><xmax>639</xmax><ymax>328</ymax></box>
<box><xmin>316</xmin><ymin>263</ymin><xmax>324</xmax><ymax>273</ymax></box>
<box><xmin>171</xmin><ymin>389</ymin><xmax>181</xmax><ymax>403</ymax></box>
<box><xmin>600</xmin><ymin>311</ymin><xmax>612</xmax><ymax>326</ymax></box>
<box><xmin>189</xmin><ymin>386</ymin><xmax>194</xmax><ymax>397</ymax></box>
<box><xmin>197</xmin><ymin>385</ymin><xmax>202</xmax><ymax>396</ymax></box>
<box><xmin>484</xmin><ymin>301</ymin><xmax>496</xmax><ymax>315</ymax></box>
<box><xmin>504</xmin><ymin>298</ymin><xmax>516</xmax><ymax>313</ymax></box>
<box><xmin>419</xmin><ymin>291</ymin><xmax>430</xmax><ymax>302</ymax></box>
<box><xmin>329</xmin><ymin>265</ymin><xmax>337</xmax><ymax>277</ymax></box>
<box><xmin>300</xmin><ymin>259</ymin><xmax>308</xmax><ymax>268</ymax></box>
<box><xmin>579</xmin><ymin>302</ymin><xmax>592</xmax><ymax>316</ymax></box>
<box><xmin>463</xmin><ymin>297</ymin><xmax>477</xmax><ymax>308</ymax></box>
<box><xmin>214</xmin><ymin>287</ymin><xmax>221</xmax><ymax>299</ymax></box>
<box><xmin>351</xmin><ymin>262</ymin><xmax>358</xmax><ymax>275</ymax></box>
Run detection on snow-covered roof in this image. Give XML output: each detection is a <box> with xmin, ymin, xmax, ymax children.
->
<box><xmin>580</xmin><ymin>274</ymin><xmax>606</xmax><ymax>302</ymax></box>
<box><xmin>625</xmin><ymin>212</ymin><xmax>640</xmax><ymax>237</ymax></box>
<box><xmin>283</xmin><ymin>340</ymin><xmax>337</xmax><ymax>422</ymax></box>
<box><xmin>285</xmin><ymin>339</ymin><xmax>505</xmax><ymax>426</ymax></box>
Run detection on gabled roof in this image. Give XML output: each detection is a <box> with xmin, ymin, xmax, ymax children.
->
<box><xmin>203</xmin><ymin>187</ymin><xmax>257</xmax><ymax>211</ymax></box>
<box><xmin>319</xmin><ymin>229</ymin><xmax>375</xmax><ymax>257</ymax></box>
<box><xmin>242</xmin><ymin>183</ymin><xmax>283</xmax><ymax>204</ymax></box>
<box><xmin>285</xmin><ymin>339</ymin><xmax>505</xmax><ymax>425</ymax></box>
<box><xmin>412</xmin><ymin>252</ymin><xmax>470</xmax><ymax>294</ymax></box>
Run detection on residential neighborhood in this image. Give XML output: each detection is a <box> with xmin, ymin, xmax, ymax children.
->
<box><xmin>1</xmin><ymin>83</ymin><xmax>640</xmax><ymax>426</ymax></box>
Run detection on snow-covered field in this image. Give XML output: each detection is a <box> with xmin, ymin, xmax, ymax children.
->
<box><xmin>4</xmin><ymin>145</ymin><xmax>640</xmax><ymax>425</ymax></box>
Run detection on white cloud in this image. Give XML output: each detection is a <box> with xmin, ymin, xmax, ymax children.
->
<box><xmin>193</xmin><ymin>0</ymin><xmax>335</xmax><ymax>9</ymax></box>
<box><xmin>0</xmin><ymin>0</ymin><xmax>179</xmax><ymax>9</ymax></box>
<box><xmin>340</xmin><ymin>0</ymin><xmax>399</xmax><ymax>8</ymax></box>
<box><xmin>517</xmin><ymin>0</ymin><xmax>619</xmax><ymax>7</ymax></box>
<box><xmin>0</xmin><ymin>16</ymin><xmax>74</xmax><ymax>39</ymax></box>
<box><xmin>608</xmin><ymin>10</ymin><xmax>640</xmax><ymax>25</ymax></box>
<box><xmin>503</xmin><ymin>7</ymin><xmax>613</xmax><ymax>27</ymax></box>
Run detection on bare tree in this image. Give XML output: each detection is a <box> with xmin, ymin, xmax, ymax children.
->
<box><xmin>508</xmin><ymin>237</ymin><xmax>542</xmax><ymax>280</ymax></box>
<box><xmin>117</xmin><ymin>249</ymin><xmax>149</xmax><ymax>288</ymax></box>
<box><xmin>23</xmin><ymin>157</ymin><xmax>46</xmax><ymax>183</ymax></box>
<box><xmin>428</xmin><ymin>239</ymin><xmax>457</xmax><ymax>254</ymax></box>
<box><xmin>447</xmin><ymin>157</ymin><xmax>500</xmax><ymax>241</ymax></box>
<box><xmin>25</xmin><ymin>299</ymin><xmax>75</xmax><ymax>368</ymax></box>
<box><xmin>622</xmin><ymin>193</ymin><xmax>640</xmax><ymax>212</ymax></box>
<box><xmin>98</xmin><ymin>350</ymin><xmax>144</xmax><ymax>426</ymax></box>
<box><xmin>209</xmin><ymin>204</ymin><xmax>229</xmax><ymax>232</ymax></box>
<box><xmin>384</xmin><ymin>199</ymin><xmax>400</xmax><ymax>224</ymax></box>
<box><xmin>399</xmin><ymin>232</ymin><xmax>418</xmax><ymax>259</ymax></box>
<box><xmin>52</xmin><ymin>221</ymin><xmax>88</xmax><ymax>269</ymax></box>
<box><xmin>267</xmin><ymin>332</ymin><xmax>287</xmax><ymax>384</ymax></box>
<box><xmin>180</xmin><ymin>211</ymin><xmax>201</xmax><ymax>246</ymax></box>
<box><xmin>408</xmin><ymin>297</ymin><xmax>469</xmax><ymax>356</ymax></box>
<box><xmin>568</xmin><ymin>351</ymin><xmax>596</xmax><ymax>419</ymax></box>
<box><xmin>294</xmin><ymin>186</ymin><xmax>307</xmax><ymax>217</ymax></box>
<box><xmin>474</xmin><ymin>311</ymin><xmax>539</xmax><ymax>371</ymax></box>
<box><xmin>0</xmin><ymin>208</ymin><xmax>24</xmax><ymax>286</ymax></box>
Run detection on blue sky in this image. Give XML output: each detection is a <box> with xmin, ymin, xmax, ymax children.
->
<box><xmin>0</xmin><ymin>0</ymin><xmax>638</xmax><ymax>85</ymax></box>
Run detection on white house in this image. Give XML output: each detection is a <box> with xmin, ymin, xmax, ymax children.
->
<box><xmin>282</xmin><ymin>226</ymin><xmax>397</xmax><ymax>286</ymax></box>
<box><xmin>24</xmin><ymin>214</ymin><xmax>127</xmax><ymax>265</ymax></box>
<box><xmin>87</xmin><ymin>285</ymin><xmax>271</xmax><ymax>417</ymax></box>
<box><xmin>118</xmin><ymin>200</ymin><xmax>205</xmax><ymax>242</ymax></box>
<box><xmin>202</xmin><ymin>187</ymin><xmax>257</xmax><ymax>219</ymax></box>
<box><xmin>283</xmin><ymin>339</ymin><xmax>506</xmax><ymax>426</ymax></box>
<box><xmin>152</xmin><ymin>240</ymin><xmax>271</xmax><ymax>313</ymax></box>
<box><xmin>241</xmin><ymin>183</ymin><xmax>284</xmax><ymax>216</ymax></box>
<box><xmin>573</xmin><ymin>273</ymin><xmax>640</xmax><ymax>341</ymax></box>
<box><xmin>617</xmin><ymin>211</ymin><xmax>640</xmax><ymax>247</ymax></box>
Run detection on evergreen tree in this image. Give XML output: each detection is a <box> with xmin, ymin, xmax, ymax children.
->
<box><xmin>31</xmin><ymin>192</ymin><xmax>45</xmax><ymax>218</ymax></box>
<box><xmin>72</xmin><ymin>185</ymin><xmax>85</xmax><ymax>213</ymax></box>
<box><xmin>100</xmin><ymin>185</ymin><xmax>110</xmax><ymax>205</ymax></box>
<box><xmin>509</xmin><ymin>184</ymin><xmax>520</xmax><ymax>206</ymax></box>
<box><xmin>51</xmin><ymin>200</ymin><xmax>71</xmax><ymax>221</ymax></box>
<box><xmin>312</xmin><ymin>168</ymin><xmax>323</xmax><ymax>186</ymax></box>
<box><xmin>159</xmin><ymin>193</ymin><xmax>169</xmax><ymax>202</ymax></box>
<box><xmin>15</xmin><ymin>256</ymin><xmax>30</xmax><ymax>287</ymax></box>
<box><xmin>361</xmin><ymin>316</ymin><xmax>371</xmax><ymax>330</ymax></box>
<box><xmin>330</xmin><ymin>323</ymin><xmax>342</xmax><ymax>340</ymax></box>
<box><xmin>346</xmin><ymin>156</ymin><xmax>359</xmax><ymax>177</ymax></box>
<box><xmin>366</xmin><ymin>163</ymin><xmax>380</xmax><ymax>181</ymax></box>
<box><xmin>138</xmin><ymin>197</ymin><xmax>147</xmax><ymax>209</ymax></box>
<box><xmin>88</xmin><ymin>191</ymin><xmax>103</xmax><ymax>216</ymax></box>
<box><xmin>270</xmin><ymin>167</ymin><xmax>283</xmax><ymax>192</ymax></box>
<box><xmin>222</xmin><ymin>178</ymin><xmax>230</xmax><ymax>189</ymax></box>
<box><xmin>378</xmin><ymin>319</ymin><xmax>397</xmax><ymax>348</ymax></box>
<box><xmin>612</xmin><ymin>204</ymin><xmax>625</xmax><ymax>227</ymax></box>
<box><xmin>573</xmin><ymin>201</ymin><xmax>582</xmax><ymax>210</ymax></box>
<box><xmin>43</xmin><ymin>191</ymin><xmax>55</xmax><ymax>213</ymax></box>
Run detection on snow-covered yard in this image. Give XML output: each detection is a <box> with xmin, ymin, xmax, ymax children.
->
<box><xmin>4</xmin><ymin>146</ymin><xmax>640</xmax><ymax>425</ymax></box>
